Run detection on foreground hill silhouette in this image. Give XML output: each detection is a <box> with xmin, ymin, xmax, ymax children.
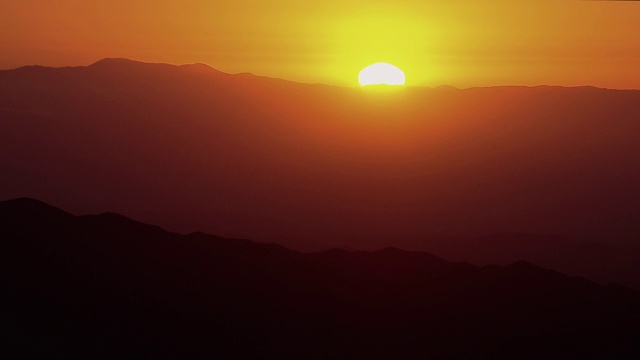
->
<box><xmin>1</xmin><ymin>58</ymin><xmax>639</xmax><ymax>287</ymax></box>
<box><xmin>1</xmin><ymin>198</ymin><xmax>639</xmax><ymax>358</ymax></box>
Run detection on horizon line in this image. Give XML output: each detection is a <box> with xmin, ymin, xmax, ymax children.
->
<box><xmin>2</xmin><ymin>57</ymin><xmax>638</xmax><ymax>91</ymax></box>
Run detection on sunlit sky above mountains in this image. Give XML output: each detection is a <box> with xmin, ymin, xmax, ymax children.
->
<box><xmin>2</xmin><ymin>0</ymin><xmax>639</xmax><ymax>88</ymax></box>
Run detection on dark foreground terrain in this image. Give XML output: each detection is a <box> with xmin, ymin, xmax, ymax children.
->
<box><xmin>2</xmin><ymin>198</ymin><xmax>639</xmax><ymax>358</ymax></box>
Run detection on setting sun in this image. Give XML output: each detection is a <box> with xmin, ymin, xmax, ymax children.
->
<box><xmin>358</xmin><ymin>63</ymin><xmax>406</xmax><ymax>86</ymax></box>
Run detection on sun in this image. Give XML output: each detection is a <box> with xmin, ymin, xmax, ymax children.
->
<box><xmin>358</xmin><ymin>63</ymin><xmax>406</xmax><ymax>86</ymax></box>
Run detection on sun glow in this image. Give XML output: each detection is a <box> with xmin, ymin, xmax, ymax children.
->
<box><xmin>358</xmin><ymin>63</ymin><xmax>406</xmax><ymax>86</ymax></box>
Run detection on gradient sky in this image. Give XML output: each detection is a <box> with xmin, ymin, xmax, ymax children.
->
<box><xmin>2</xmin><ymin>0</ymin><xmax>639</xmax><ymax>88</ymax></box>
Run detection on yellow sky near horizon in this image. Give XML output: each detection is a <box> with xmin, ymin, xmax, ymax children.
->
<box><xmin>2</xmin><ymin>0</ymin><xmax>639</xmax><ymax>88</ymax></box>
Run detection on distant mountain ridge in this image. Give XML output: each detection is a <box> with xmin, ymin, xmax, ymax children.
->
<box><xmin>1</xmin><ymin>198</ymin><xmax>639</xmax><ymax>358</ymax></box>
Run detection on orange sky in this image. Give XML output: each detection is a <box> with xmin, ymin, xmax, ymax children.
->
<box><xmin>2</xmin><ymin>0</ymin><xmax>639</xmax><ymax>88</ymax></box>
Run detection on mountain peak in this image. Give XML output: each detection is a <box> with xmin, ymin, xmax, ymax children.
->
<box><xmin>87</xmin><ymin>58</ymin><xmax>181</xmax><ymax>74</ymax></box>
<box><xmin>90</xmin><ymin>58</ymin><xmax>150</xmax><ymax>67</ymax></box>
<box><xmin>87</xmin><ymin>58</ymin><xmax>230</xmax><ymax>78</ymax></box>
<box><xmin>1</xmin><ymin>197</ymin><xmax>49</xmax><ymax>206</ymax></box>
<box><xmin>0</xmin><ymin>198</ymin><xmax>72</xmax><ymax>222</ymax></box>
<box><xmin>0</xmin><ymin>197</ymin><xmax>62</xmax><ymax>210</ymax></box>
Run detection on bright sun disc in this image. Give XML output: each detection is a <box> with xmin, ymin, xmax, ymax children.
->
<box><xmin>358</xmin><ymin>63</ymin><xmax>406</xmax><ymax>86</ymax></box>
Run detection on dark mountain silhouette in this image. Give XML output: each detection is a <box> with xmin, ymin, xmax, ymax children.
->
<box><xmin>1</xmin><ymin>198</ymin><xmax>639</xmax><ymax>358</ymax></box>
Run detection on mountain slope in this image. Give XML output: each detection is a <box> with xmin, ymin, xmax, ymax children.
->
<box><xmin>1</xmin><ymin>198</ymin><xmax>639</xmax><ymax>358</ymax></box>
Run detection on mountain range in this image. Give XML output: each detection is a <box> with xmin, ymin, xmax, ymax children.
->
<box><xmin>1</xmin><ymin>58</ymin><xmax>638</xmax><ymax>246</ymax></box>
<box><xmin>1</xmin><ymin>58</ymin><xmax>639</xmax><ymax>290</ymax></box>
<box><xmin>2</xmin><ymin>198</ymin><xmax>639</xmax><ymax>358</ymax></box>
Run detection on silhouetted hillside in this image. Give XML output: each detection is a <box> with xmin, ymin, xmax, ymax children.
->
<box><xmin>1</xmin><ymin>198</ymin><xmax>639</xmax><ymax>358</ymax></box>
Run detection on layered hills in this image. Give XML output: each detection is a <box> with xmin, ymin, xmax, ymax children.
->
<box><xmin>2</xmin><ymin>198</ymin><xmax>638</xmax><ymax>358</ymax></box>
<box><xmin>1</xmin><ymin>58</ymin><xmax>639</xmax><ymax>288</ymax></box>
